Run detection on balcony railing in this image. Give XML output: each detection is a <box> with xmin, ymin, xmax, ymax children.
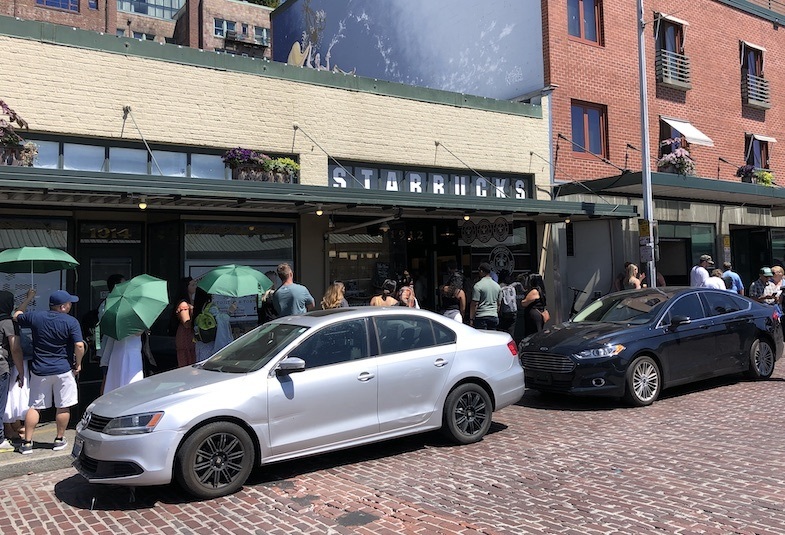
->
<box><xmin>742</xmin><ymin>70</ymin><xmax>771</xmax><ymax>110</ymax></box>
<box><xmin>655</xmin><ymin>49</ymin><xmax>691</xmax><ymax>91</ymax></box>
<box><xmin>225</xmin><ymin>30</ymin><xmax>269</xmax><ymax>47</ymax></box>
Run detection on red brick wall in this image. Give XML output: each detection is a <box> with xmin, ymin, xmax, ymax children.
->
<box><xmin>543</xmin><ymin>0</ymin><xmax>785</xmax><ymax>185</ymax></box>
<box><xmin>202</xmin><ymin>0</ymin><xmax>271</xmax><ymax>59</ymax></box>
<box><xmin>1</xmin><ymin>0</ymin><xmax>115</xmax><ymax>33</ymax></box>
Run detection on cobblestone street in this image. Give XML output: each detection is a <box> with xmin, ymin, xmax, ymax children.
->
<box><xmin>3</xmin><ymin>368</ymin><xmax>785</xmax><ymax>534</ymax></box>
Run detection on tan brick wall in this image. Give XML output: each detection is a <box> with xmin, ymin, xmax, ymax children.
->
<box><xmin>0</xmin><ymin>34</ymin><xmax>550</xmax><ymax>194</ymax></box>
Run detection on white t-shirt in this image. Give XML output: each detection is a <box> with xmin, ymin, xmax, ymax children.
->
<box><xmin>704</xmin><ymin>277</ymin><xmax>727</xmax><ymax>290</ymax></box>
<box><xmin>690</xmin><ymin>265</ymin><xmax>709</xmax><ymax>287</ymax></box>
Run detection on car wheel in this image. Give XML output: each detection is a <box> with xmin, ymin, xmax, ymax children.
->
<box><xmin>442</xmin><ymin>383</ymin><xmax>493</xmax><ymax>444</ymax></box>
<box><xmin>623</xmin><ymin>356</ymin><xmax>661</xmax><ymax>407</ymax></box>
<box><xmin>175</xmin><ymin>421</ymin><xmax>254</xmax><ymax>499</ymax></box>
<box><xmin>747</xmin><ymin>338</ymin><xmax>775</xmax><ymax>380</ymax></box>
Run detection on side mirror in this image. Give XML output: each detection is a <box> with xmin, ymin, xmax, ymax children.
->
<box><xmin>276</xmin><ymin>356</ymin><xmax>306</xmax><ymax>375</ymax></box>
<box><xmin>669</xmin><ymin>315</ymin><xmax>691</xmax><ymax>328</ymax></box>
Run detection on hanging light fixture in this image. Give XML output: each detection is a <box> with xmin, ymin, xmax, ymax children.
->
<box><xmin>463</xmin><ymin>214</ymin><xmax>470</xmax><ymax>221</ymax></box>
<box><xmin>379</xmin><ymin>221</ymin><xmax>391</xmax><ymax>233</ymax></box>
<box><xmin>138</xmin><ymin>196</ymin><xmax>148</xmax><ymax>210</ymax></box>
<box><xmin>315</xmin><ymin>204</ymin><xmax>323</xmax><ymax>216</ymax></box>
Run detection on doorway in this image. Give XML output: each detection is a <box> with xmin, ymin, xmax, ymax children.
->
<box><xmin>658</xmin><ymin>238</ymin><xmax>690</xmax><ymax>286</ymax></box>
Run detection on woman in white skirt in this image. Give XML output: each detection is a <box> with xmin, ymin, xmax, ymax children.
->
<box><xmin>3</xmin><ymin>329</ymin><xmax>31</xmax><ymax>442</ymax></box>
<box><xmin>102</xmin><ymin>333</ymin><xmax>144</xmax><ymax>395</ymax></box>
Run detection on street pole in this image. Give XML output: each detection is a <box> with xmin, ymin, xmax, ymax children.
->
<box><xmin>637</xmin><ymin>0</ymin><xmax>657</xmax><ymax>287</ymax></box>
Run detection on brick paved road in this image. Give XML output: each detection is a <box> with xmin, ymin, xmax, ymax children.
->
<box><xmin>3</xmin><ymin>368</ymin><xmax>785</xmax><ymax>534</ymax></box>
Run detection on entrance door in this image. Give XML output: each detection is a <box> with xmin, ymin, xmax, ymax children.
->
<box><xmin>75</xmin><ymin>222</ymin><xmax>144</xmax><ymax>417</ymax></box>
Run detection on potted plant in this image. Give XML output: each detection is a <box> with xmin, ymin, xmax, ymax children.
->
<box><xmin>222</xmin><ymin>147</ymin><xmax>271</xmax><ymax>180</ymax></box>
<box><xmin>735</xmin><ymin>164</ymin><xmax>756</xmax><ymax>183</ymax></box>
<box><xmin>656</xmin><ymin>146</ymin><xmax>695</xmax><ymax>175</ymax></box>
<box><xmin>267</xmin><ymin>157</ymin><xmax>300</xmax><ymax>183</ymax></box>
<box><xmin>1</xmin><ymin>99</ymin><xmax>31</xmax><ymax>166</ymax></box>
<box><xmin>753</xmin><ymin>169</ymin><xmax>774</xmax><ymax>187</ymax></box>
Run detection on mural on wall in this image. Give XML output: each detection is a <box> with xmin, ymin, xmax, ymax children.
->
<box><xmin>272</xmin><ymin>0</ymin><xmax>544</xmax><ymax>100</ymax></box>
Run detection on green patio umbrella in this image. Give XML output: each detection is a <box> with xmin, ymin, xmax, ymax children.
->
<box><xmin>99</xmin><ymin>274</ymin><xmax>168</xmax><ymax>341</ymax></box>
<box><xmin>0</xmin><ymin>246</ymin><xmax>79</xmax><ymax>284</ymax></box>
<box><xmin>197</xmin><ymin>264</ymin><xmax>273</xmax><ymax>297</ymax></box>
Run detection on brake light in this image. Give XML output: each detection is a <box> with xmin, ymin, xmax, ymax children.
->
<box><xmin>507</xmin><ymin>340</ymin><xmax>518</xmax><ymax>356</ymax></box>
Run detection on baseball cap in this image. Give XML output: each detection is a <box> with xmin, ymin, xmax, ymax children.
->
<box><xmin>699</xmin><ymin>254</ymin><xmax>713</xmax><ymax>263</ymax></box>
<box><xmin>760</xmin><ymin>267</ymin><xmax>774</xmax><ymax>277</ymax></box>
<box><xmin>50</xmin><ymin>290</ymin><xmax>79</xmax><ymax>306</ymax></box>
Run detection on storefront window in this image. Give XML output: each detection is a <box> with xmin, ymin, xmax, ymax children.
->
<box><xmin>328</xmin><ymin>230</ymin><xmax>390</xmax><ymax>306</ymax></box>
<box><xmin>109</xmin><ymin>147</ymin><xmax>148</xmax><ymax>174</ymax></box>
<box><xmin>191</xmin><ymin>154</ymin><xmax>227</xmax><ymax>179</ymax></box>
<box><xmin>31</xmin><ymin>140</ymin><xmax>59</xmax><ymax>168</ymax></box>
<box><xmin>151</xmin><ymin>150</ymin><xmax>188</xmax><ymax>177</ymax></box>
<box><xmin>459</xmin><ymin>218</ymin><xmax>534</xmax><ymax>283</ymax></box>
<box><xmin>184</xmin><ymin>222</ymin><xmax>294</xmax><ymax>335</ymax></box>
<box><xmin>64</xmin><ymin>143</ymin><xmax>105</xmax><ymax>172</ymax></box>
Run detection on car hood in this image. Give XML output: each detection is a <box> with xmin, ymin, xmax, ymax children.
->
<box><xmin>87</xmin><ymin>365</ymin><xmax>248</xmax><ymax>418</ymax></box>
<box><xmin>521</xmin><ymin>322</ymin><xmax>637</xmax><ymax>354</ymax></box>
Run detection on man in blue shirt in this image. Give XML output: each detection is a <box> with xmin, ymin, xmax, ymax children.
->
<box><xmin>722</xmin><ymin>262</ymin><xmax>744</xmax><ymax>295</ymax></box>
<box><xmin>13</xmin><ymin>289</ymin><xmax>84</xmax><ymax>455</ymax></box>
<box><xmin>272</xmin><ymin>263</ymin><xmax>315</xmax><ymax>317</ymax></box>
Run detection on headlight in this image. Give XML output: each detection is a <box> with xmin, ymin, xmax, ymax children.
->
<box><xmin>103</xmin><ymin>412</ymin><xmax>164</xmax><ymax>435</ymax></box>
<box><xmin>574</xmin><ymin>344</ymin><xmax>626</xmax><ymax>360</ymax></box>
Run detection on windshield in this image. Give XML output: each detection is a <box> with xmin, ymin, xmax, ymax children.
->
<box><xmin>202</xmin><ymin>323</ymin><xmax>308</xmax><ymax>373</ymax></box>
<box><xmin>572</xmin><ymin>289</ymin><xmax>676</xmax><ymax>325</ymax></box>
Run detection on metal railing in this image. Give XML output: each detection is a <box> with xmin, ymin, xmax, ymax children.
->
<box><xmin>655</xmin><ymin>49</ymin><xmax>691</xmax><ymax>90</ymax></box>
<box><xmin>742</xmin><ymin>70</ymin><xmax>771</xmax><ymax>109</ymax></box>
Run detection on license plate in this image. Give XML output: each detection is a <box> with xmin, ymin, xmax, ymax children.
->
<box><xmin>534</xmin><ymin>372</ymin><xmax>552</xmax><ymax>385</ymax></box>
<box><xmin>71</xmin><ymin>437</ymin><xmax>83</xmax><ymax>459</ymax></box>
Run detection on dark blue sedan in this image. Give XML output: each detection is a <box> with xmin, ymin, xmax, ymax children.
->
<box><xmin>519</xmin><ymin>287</ymin><xmax>783</xmax><ymax>406</ymax></box>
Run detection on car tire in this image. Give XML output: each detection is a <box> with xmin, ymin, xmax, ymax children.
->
<box><xmin>441</xmin><ymin>383</ymin><xmax>493</xmax><ymax>444</ymax></box>
<box><xmin>175</xmin><ymin>421</ymin><xmax>254</xmax><ymax>499</ymax></box>
<box><xmin>746</xmin><ymin>338</ymin><xmax>775</xmax><ymax>380</ymax></box>
<box><xmin>623</xmin><ymin>356</ymin><xmax>661</xmax><ymax>407</ymax></box>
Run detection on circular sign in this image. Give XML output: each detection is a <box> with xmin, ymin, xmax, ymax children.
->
<box><xmin>477</xmin><ymin>219</ymin><xmax>492</xmax><ymax>243</ymax></box>
<box><xmin>493</xmin><ymin>217</ymin><xmax>510</xmax><ymax>242</ymax></box>
<box><xmin>461</xmin><ymin>221</ymin><xmax>477</xmax><ymax>244</ymax></box>
<box><xmin>489</xmin><ymin>246</ymin><xmax>515</xmax><ymax>275</ymax></box>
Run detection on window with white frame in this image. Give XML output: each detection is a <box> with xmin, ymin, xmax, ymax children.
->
<box><xmin>214</xmin><ymin>18</ymin><xmax>236</xmax><ymax>38</ymax></box>
<box><xmin>745</xmin><ymin>134</ymin><xmax>772</xmax><ymax>169</ymax></box>
<box><xmin>254</xmin><ymin>26</ymin><xmax>269</xmax><ymax>45</ymax></box>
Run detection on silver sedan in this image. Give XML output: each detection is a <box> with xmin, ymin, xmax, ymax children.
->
<box><xmin>73</xmin><ymin>307</ymin><xmax>524</xmax><ymax>498</ymax></box>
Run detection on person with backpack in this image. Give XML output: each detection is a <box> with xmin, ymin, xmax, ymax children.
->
<box><xmin>497</xmin><ymin>271</ymin><xmax>519</xmax><ymax>335</ymax></box>
<box><xmin>193</xmin><ymin>288</ymin><xmax>234</xmax><ymax>362</ymax></box>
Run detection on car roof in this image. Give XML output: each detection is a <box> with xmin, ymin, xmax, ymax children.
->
<box><xmin>270</xmin><ymin>306</ymin><xmax>453</xmax><ymax>328</ymax></box>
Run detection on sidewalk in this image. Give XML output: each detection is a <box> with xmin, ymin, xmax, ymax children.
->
<box><xmin>0</xmin><ymin>422</ymin><xmax>77</xmax><ymax>480</ymax></box>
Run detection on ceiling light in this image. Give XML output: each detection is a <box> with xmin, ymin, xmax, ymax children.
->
<box><xmin>138</xmin><ymin>196</ymin><xmax>147</xmax><ymax>210</ymax></box>
<box><xmin>379</xmin><ymin>221</ymin><xmax>390</xmax><ymax>233</ymax></box>
<box><xmin>463</xmin><ymin>214</ymin><xmax>470</xmax><ymax>221</ymax></box>
<box><xmin>564</xmin><ymin>217</ymin><xmax>571</xmax><ymax>224</ymax></box>
<box><xmin>315</xmin><ymin>204</ymin><xmax>323</xmax><ymax>216</ymax></box>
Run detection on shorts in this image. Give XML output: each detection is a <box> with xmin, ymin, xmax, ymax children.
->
<box><xmin>28</xmin><ymin>371</ymin><xmax>78</xmax><ymax>410</ymax></box>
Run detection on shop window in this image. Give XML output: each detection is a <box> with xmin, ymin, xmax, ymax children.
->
<box><xmin>570</xmin><ymin>100</ymin><xmax>608</xmax><ymax>158</ymax></box>
<box><xmin>36</xmin><ymin>0</ymin><xmax>78</xmax><ymax>12</ymax></box>
<box><xmin>109</xmin><ymin>147</ymin><xmax>148</xmax><ymax>174</ymax></box>
<box><xmin>328</xmin><ymin>227</ymin><xmax>389</xmax><ymax>306</ymax></box>
<box><xmin>567</xmin><ymin>0</ymin><xmax>603</xmax><ymax>45</ymax></box>
<box><xmin>151</xmin><ymin>150</ymin><xmax>187</xmax><ymax>177</ymax></box>
<box><xmin>31</xmin><ymin>140</ymin><xmax>59</xmax><ymax>169</ymax></box>
<box><xmin>745</xmin><ymin>135</ymin><xmax>769</xmax><ymax>170</ymax></box>
<box><xmin>63</xmin><ymin>143</ymin><xmax>105</xmax><ymax>172</ymax></box>
<box><xmin>190</xmin><ymin>154</ymin><xmax>226</xmax><ymax>179</ymax></box>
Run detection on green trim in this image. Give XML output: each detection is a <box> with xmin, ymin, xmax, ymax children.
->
<box><xmin>0</xmin><ymin>166</ymin><xmax>636</xmax><ymax>218</ymax></box>
<box><xmin>714</xmin><ymin>0</ymin><xmax>784</xmax><ymax>24</ymax></box>
<box><xmin>0</xmin><ymin>16</ymin><xmax>540</xmax><ymax>119</ymax></box>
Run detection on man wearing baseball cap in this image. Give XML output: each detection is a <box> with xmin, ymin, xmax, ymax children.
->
<box><xmin>689</xmin><ymin>254</ymin><xmax>714</xmax><ymax>287</ymax></box>
<box><xmin>749</xmin><ymin>267</ymin><xmax>778</xmax><ymax>305</ymax></box>
<box><xmin>12</xmin><ymin>289</ymin><xmax>84</xmax><ymax>454</ymax></box>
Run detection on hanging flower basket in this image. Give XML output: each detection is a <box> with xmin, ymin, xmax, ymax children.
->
<box><xmin>223</xmin><ymin>148</ymin><xmax>299</xmax><ymax>183</ymax></box>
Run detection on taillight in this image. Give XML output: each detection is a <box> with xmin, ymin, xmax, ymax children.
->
<box><xmin>507</xmin><ymin>340</ymin><xmax>518</xmax><ymax>356</ymax></box>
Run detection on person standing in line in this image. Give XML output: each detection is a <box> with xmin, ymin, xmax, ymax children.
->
<box><xmin>272</xmin><ymin>263</ymin><xmax>315</xmax><ymax>317</ymax></box>
<box><xmin>321</xmin><ymin>281</ymin><xmax>349</xmax><ymax>309</ymax></box>
<box><xmin>173</xmin><ymin>277</ymin><xmax>197</xmax><ymax>368</ymax></box>
<box><xmin>0</xmin><ymin>291</ymin><xmax>24</xmax><ymax>453</ymax></box>
<box><xmin>193</xmin><ymin>288</ymin><xmax>235</xmax><ymax>363</ymax></box>
<box><xmin>469</xmin><ymin>262</ymin><xmax>501</xmax><ymax>330</ymax></box>
<box><xmin>370</xmin><ymin>279</ymin><xmax>399</xmax><ymax>307</ymax></box>
<box><xmin>721</xmin><ymin>262</ymin><xmax>744</xmax><ymax>295</ymax></box>
<box><xmin>4</xmin><ymin>328</ymin><xmax>32</xmax><ymax>444</ymax></box>
<box><xmin>749</xmin><ymin>267</ymin><xmax>778</xmax><ymax>305</ymax></box>
<box><xmin>690</xmin><ymin>255</ymin><xmax>713</xmax><ymax>287</ymax></box>
<box><xmin>397</xmin><ymin>285</ymin><xmax>419</xmax><ymax>308</ymax></box>
<box><xmin>13</xmin><ymin>289</ymin><xmax>84</xmax><ymax>455</ymax></box>
<box><xmin>440</xmin><ymin>272</ymin><xmax>467</xmax><ymax>323</ymax></box>
<box><xmin>257</xmin><ymin>270</ymin><xmax>279</xmax><ymax>325</ymax></box>
<box><xmin>623</xmin><ymin>263</ymin><xmax>643</xmax><ymax>289</ymax></box>
<box><xmin>521</xmin><ymin>273</ymin><xmax>549</xmax><ymax>336</ymax></box>
<box><xmin>770</xmin><ymin>266</ymin><xmax>785</xmax><ymax>297</ymax></box>
<box><xmin>96</xmin><ymin>273</ymin><xmax>126</xmax><ymax>395</ymax></box>
<box><xmin>704</xmin><ymin>269</ymin><xmax>728</xmax><ymax>290</ymax></box>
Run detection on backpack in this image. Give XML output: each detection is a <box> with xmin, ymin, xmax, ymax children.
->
<box><xmin>500</xmin><ymin>284</ymin><xmax>518</xmax><ymax>315</ymax></box>
<box><xmin>194</xmin><ymin>303</ymin><xmax>217</xmax><ymax>343</ymax></box>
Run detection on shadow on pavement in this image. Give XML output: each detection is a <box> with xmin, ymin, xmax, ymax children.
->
<box><xmin>55</xmin><ymin>423</ymin><xmax>510</xmax><ymax>509</ymax></box>
<box><xmin>517</xmin><ymin>373</ymin><xmax>773</xmax><ymax>411</ymax></box>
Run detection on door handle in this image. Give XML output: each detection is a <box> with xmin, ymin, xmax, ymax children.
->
<box><xmin>434</xmin><ymin>358</ymin><xmax>448</xmax><ymax>367</ymax></box>
<box><xmin>357</xmin><ymin>372</ymin><xmax>375</xmax><ymax>381</ymax></box>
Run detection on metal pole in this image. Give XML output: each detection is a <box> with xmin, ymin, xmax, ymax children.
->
<box><xmin>637</xmin><ymin>0</ymin><xmax>657</xmax><ymax>287</ymax></box>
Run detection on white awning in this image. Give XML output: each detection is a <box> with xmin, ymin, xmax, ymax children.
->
<box><xmin>741</xmin><ymin>40</ymin><xmax>766</xmax><ymax>53</ymax></box>
<box><xmin>661</xmin><ymin>117</ymin><xmax>714</xmax><ymax>147</ymax></box>
<box><xmin>656</xmin><ymin>12</ymin><xmax>689</xmax><ymax>27</ymax></box>
<box><xmin>752</xmin><ymin>133</ymin><xmax>777</xmax><ymax>143</ymax></box>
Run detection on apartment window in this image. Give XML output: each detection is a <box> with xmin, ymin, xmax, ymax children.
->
<box><xmin>657</xmin><ymin>20</ymin><xmax>684</xmax><ymax>55</ymax></box>
<box><xmin>36</xmin><ymin>0</ymin><xmax>79</xmax><ymax>11</ymax></box>
<box><xmin>117</xmin><ymin>0</ymin><xmax>183</xmax><ymax>20</ymax></box>
<box><xmin>658</xmin><ymin>121</ymin><xmax>685</xmax><ymax>156</ymax></box>
<box><xmin>241</xmin><ymin>23</ymin><xmax>249</xmax><ymax>38</ymax></box>
<box><xmin>567</xmin><ymin>0</ymin><xmax>602</xmax><ymax>44</ymax></box>
<box><xmin>133</xmin><ymin>32</ymin><xmax>155</xmax><ymax>41</ymax></box>
<box><xmin>254</xmin><ymin>26</ymin><xmax>269</xmax><ymax>44</ymax></box>
<box><xmin>88</xmin><ymin>0</ymin><xmax>98</xmax><ymax>8</ymax></box>
<box><xmin>570</xmin><ymin>101</ymin><xmax>607</xmax><ymax>157</ymax></box>
<box><xmin>214</xmin><ymin>19</ymin><xmax>236</xmax><ymax>38</ymax></box>
<box><xmin>116</xmin><ymin>28</ymin><xmax>126</xmax><ymax>37</ymax></box>
<box><xmin>741</xmin><ymin>43</ymin><xmax>764</xmax><ymax>77</ymax></box>
<box><xmin>745</xmin><ymin>135</ymin><xmax>770</xmax><ymax>169</ymax></box>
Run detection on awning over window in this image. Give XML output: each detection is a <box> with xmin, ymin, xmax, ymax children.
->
<box><xmin>661</xmin><ymin>117</ymin><xmax>714</xmax><ymax>147</ymax></box>
<box><xmin>655</xmin><ymin>12</ymin><xmax>689</xmax><ymax>27</ymax></box>
<box><xmin>752</xmin><ymin>133</ymin><xmax>777</xmax><ymax>143</ymax></box>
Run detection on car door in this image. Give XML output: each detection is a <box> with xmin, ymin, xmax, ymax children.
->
<box><xmin>373</xmin><ymin>315</ymin><xmax>456</xmax><ymax>433</ymax></box>
<box><xmin>699</xmin><ymin>291</ymin><xmax>756</xmax><ymax>372</ymax></box>
<box><xmin>267</xmin><ymin>319</ymin><xmax>379</xmax><ymax>456</ymax></box>
<box><xmin>656</xmin><ymin>293</ymin><xmax>718</xmax><ymax>383</ymax></box>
